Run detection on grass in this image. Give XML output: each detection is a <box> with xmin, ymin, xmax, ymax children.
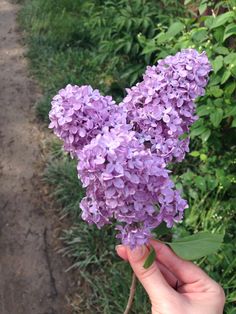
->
<box><xmin>44</xmin><ymin>155</ymin><xmax>84</xmax><ymax>219</ymax></box>
<box><xmin>19</xmin><ymin>0</ymin><xmax>102</xmax><ymax>122</ymax></box>
<box><xmin>61</xmin><ymin>226</ymin><xmax>151</xmax><ymax>313</ymax></box>
<box><xmin>19</xmin><ymin>0</ymin><xmax>236</xmax><ymax>312</ymax></box>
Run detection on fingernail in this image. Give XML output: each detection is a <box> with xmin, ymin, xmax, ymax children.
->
<box><xmin>129</xmin><ymin>246</ymin><xmax>146</xmax><ymax>262</ymax></box>
<box><xmin>115</xmin><ymin>245</ymin><xmax>123</xmax><ymax>255</ymax></box>
<box><xmin>116</xmin><ymin>245</ymin><xmax>127</xmax><ymax>260</ymax></box>
<box><xmin>115</xmin><ymin>244</ymin><xmax>123</xmax><ymax>251</ymax></box>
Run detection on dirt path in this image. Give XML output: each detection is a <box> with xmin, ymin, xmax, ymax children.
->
<box><xmin>0</xmin><ymin>1</ymin><xmax>75</xmax><ymax>313</ymax></box>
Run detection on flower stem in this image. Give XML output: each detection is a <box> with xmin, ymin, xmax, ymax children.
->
<box><xmin>123</xmin><ymin>272</ymin><xmax>137</xmax><ymax>314</ymax></box>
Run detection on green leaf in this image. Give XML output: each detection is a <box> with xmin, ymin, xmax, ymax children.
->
<box><xmin>143</xmin><ymin>246</ymin><xmax>156</xmax><ymax>269</ymax></box>
<box><xmin>210</xmin><ymin>108</ymin><xmax>224</xmax><ymax>127</ymax></box>
<box><xmin>206</xmin><ymin>175</ymin><xmax>218</xmax><ymax>190</ymax></box>
<box><xmin>155</xmin><ymin>32</ymin><xmax>169</xmax><ymax>44</ymax></box>
<box><xmin>129</xmin><ymin>72</ymin><xmax>139</xmax><ymax>85</ymax></box>
<box><xmin>208</xmin><ymin>74</ymin><xmax>221</xmax><ymax>86</ymax></box>
<box><xmin>178</xmin><ymin>39</ymin><xmax>192</xmax><ymax>49</ymax></box>
<box><xmin>210</xmin><ymin>12</ymin><xmax>235</xmax><ymax>29</ymax></box>
<box><xmin>142</xmin><ymin>41</ymin><xmax>158</xmax><ymax>55</ymax></box>
<box><xmin>204</xmin><ymin>16</ymin><xmax>214</xmax><ymax>28</ymax></box>
<box><xmin>221</xmin><ymin>69</ymin><xmax>231</xmax><ymax>84</ymax></box>
<box><xmin>166</xmin><ymin>21</ymin><xmax>185</xmax><ymax>38</ymax></box>
<box><xmin>167</xmin><ymin>232</ymin><xmax>224</xmax><ymax>260</ymax></box>
<box><xmin>200</xmin><ymin>153</ymin><xmax>207</xmax><ymax>161</ymax></box>
<box><xmin>223</xmin><ymin>23</ymin><xmax>236</xmax><ymax>41</ymax></box>
<box><xmin>199</xmin><ymin>3</ymin><xmax>207</xmax><ymax>15</ymax></box>
<box><xmin>190</xmin><ymin>151</ymin><xmax>200</xmax><ymax>157</ymax></box>
<box><xmin>226</xmin><ymin>106</ymin><xmax>236</xmax><ymax>117</ymax></box>
<box><xmin>224</xmin><ymin>53</ymin><xmax>236</xmax><ymax>65</ymax></box>
<box><xmin>216</xmin><ymin>169</ymin><xmax>231</xmax><ymax>188</ymax></box>
<box><xmin>208</xmin><ymin>86</ymin><xmax>224</xmax><ymax>97</ymax></box>
<box><xmin>120</xmin><ymin>64</ymin><xmax>143</xmax><ymax>79</ymax></box>
<box><xmin>214</xmin><ymin>98</ymin><xmax>224</xmax><ymax>107</ymax></box>
<box><xmin>225</xmin><ymin>81</ymin><xmax>236</xmax><ymax>96</ymax></box>
<box><xmin>124</xmin><ymin>40</ymin><xmax>132</xmax><ymax>54</ymax></box>
<box><xmin>212</xmin><ymin>55</ymin><xmax>224</xmax><ymax>74</ymax></box>
<box><xmin>201</xmin><ymin>129</ymin><xmax>211</xmax><ymax>142</ymax></box>
<box><xmin>213</xmin><ymin>27</ymin><xmax>224</xmax><ymax>43</ymax></box>
<box><xmin>181</xmin><ymin>170</ymin><xmax>194</xmax><ymax>181</ymax></box>
<box><xmin>190</xmin><ymin>125</ymin><xmax>207</xmax><ymax>137</ymax></box>
<box><xmin>195</xmin><ymin>175</ymin><xmax>206</xmax><ymax>191</ymax></box>
<box><xmin>214</xmin><ymin>46</ymin><xmax>229</xmax><ymax>55</ymax></box>
<box><xmin>189</xmin><ymin>188</ymin><xmax>198</xmax><ymax>200</ymax></box>
<box><xmin>197</xmin><ymin>105</ymin><xmax>211</xmax><ymax>116</ymax></box>
<box><xmin>191</xmin><ymin>28</ymin><xmax>208</xmax><ymax>42</ymax></box>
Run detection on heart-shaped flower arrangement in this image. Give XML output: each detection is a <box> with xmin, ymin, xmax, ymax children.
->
<box><xmin>49</xmin><ymin>49</ymin><xmax>211</xmax><ymax>249</ymax></box>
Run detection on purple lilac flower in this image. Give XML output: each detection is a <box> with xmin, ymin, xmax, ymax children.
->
<box><xmin>49</xmin><ymin>84</ymin><xmax>118</xmax><ymax>156</ymax></box>
<box><xmin>77</xmin><ymin>127</ymin><xmax>187</xmax><ymax>248</ymax></box>
<box><xmin>49</xmin><ymin>49</ymin><xmax>211</xmax><ymax>248</ymax></box>
<box><xmin>120</xmin><ymin>49</ymin><xmax>211</xmax><ymax>162</ymax></box>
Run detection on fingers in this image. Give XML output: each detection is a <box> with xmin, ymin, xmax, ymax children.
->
<box><xmin>116</xmin><ymin>245</ymin><xmax>181</xmax><ymax>289</ymax></box>
<box><xmin>116</xmin><ymin>245</ymin><xmax>128</xmax><ymax>260</ymax></box>
<box><xmin>156</xmin><ymin>261</ymin><xmax>181</xmax><ymax>289</ymax></box>
<box><xmin>119</xmin><ymin>245</ymin><xmax>174</xmax><ymax>301</ymax></box>
<box><xmin>150</xmin><ymin>240</ymin><xmax>210</xmax><ymax>284</ymax></box>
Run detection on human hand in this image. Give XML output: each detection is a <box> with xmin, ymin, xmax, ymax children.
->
<box><xmin>116</xmin><ymin>240</ymin><xmax>225</xmax><ymax>314</ymax></box>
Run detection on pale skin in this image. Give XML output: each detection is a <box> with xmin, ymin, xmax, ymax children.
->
<box><xmin>116</xmin><ymin>240</ymin><xmax>225</xmax><ymax>314</ymax></box>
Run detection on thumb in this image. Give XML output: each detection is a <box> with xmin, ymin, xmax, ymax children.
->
<box><xmin>126</xmin><ymin>245</ymin><xmax>172</xmax><ymax>302</ymax></box>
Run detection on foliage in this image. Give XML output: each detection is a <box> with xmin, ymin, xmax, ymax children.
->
<box><xmin>138</xmin><ymin>10</ymin><xmax>236</xmax><ymax>306</ymax></box>
<box><xmin>76</xmin><ymin>0</ymin><xmax>186</xmax><ymax>97</ymax></box>
<box><xmin>138</xmin><ymin>1</ymin><xmax>236</xmax><ymax>202</ymax></box>
<box><xmin>19</xmin><ymin>0</ymin><xmax>185</xmax><ymax>119</ymax></box>
<box><xmin>19</xmin><ymin>0</ymin><xmax>236</xmax><ymax>312</ymax></box>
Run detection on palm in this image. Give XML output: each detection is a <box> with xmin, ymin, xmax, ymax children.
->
<box><xmin>151</xmin><ymin>241</ymin><xmax>225</xmax><ymax>314</ymax></box>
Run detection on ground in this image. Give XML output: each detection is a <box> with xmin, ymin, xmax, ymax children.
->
<box><xmin>0</xmin><ymin>1</ymin><xmax>76</xmax><ymax>313</ymax></box>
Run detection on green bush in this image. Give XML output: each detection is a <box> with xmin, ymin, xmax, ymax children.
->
<box><xmin>19</xmin><ymin>0</ymin><xmax>185</xmax><ymax>118</ymax></box>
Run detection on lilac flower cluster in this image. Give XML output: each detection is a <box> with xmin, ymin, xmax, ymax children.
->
<box><xmin>49</xmin><ymin>49</ymin><xmax>211</xmax><ymax>248</ymax></box>
<box><xmin>77</xmin><ymin>127</ymin><xmax>187</xmax><ymax>247</ymax></box>
<box><xmin>121</xmin><ymin>49</ymin><xmax>211</xmax><ymax>162</ymax></box>
<box><xmin>49</xmin><ymin>84</ymin><xmax>116</xmax><ymax>156</ymax></box>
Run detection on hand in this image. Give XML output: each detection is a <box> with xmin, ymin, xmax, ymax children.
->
<box><xmin>116</xmin><ymin>240</ymin><xmax>225</xmax><ymax>314</ymax></box>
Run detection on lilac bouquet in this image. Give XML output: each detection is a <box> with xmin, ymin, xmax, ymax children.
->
<box><xmin>49</xmin><ymin>49</ymin><xmax>211</xmax><ymax>249</ymax></box>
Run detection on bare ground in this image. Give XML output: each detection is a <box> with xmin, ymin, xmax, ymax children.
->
<box><xmin>0</xmin><ymin>1</ymin><xmax>76</xmax><ymax>313</ymax></box>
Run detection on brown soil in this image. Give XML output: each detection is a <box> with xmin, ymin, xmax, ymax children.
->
<box><xmin>0</xmin><ymin>1</ymin><xmax>76</xmax><ymax>313</ymax></box>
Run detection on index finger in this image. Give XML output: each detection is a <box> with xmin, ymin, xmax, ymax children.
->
<box><xmin>150</xmin><ymin>240</ymin><xmax>210</xmax><ymax>284</ymax></box>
